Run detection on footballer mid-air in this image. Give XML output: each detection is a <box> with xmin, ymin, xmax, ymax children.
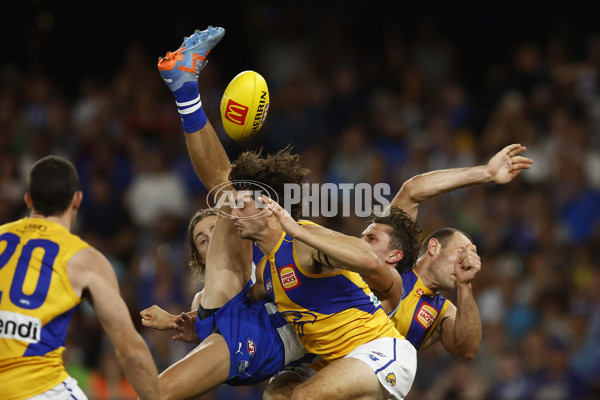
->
<box><xmin>149</xmin><ymin>24</ymin><xmax>532</xmax><ymax>400</ymax></box>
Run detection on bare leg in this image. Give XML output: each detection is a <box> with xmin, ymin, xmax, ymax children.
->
<box><xmin>201</xmin><ymin>203</ymin><xmax>252</xmax><ymax>309</ymax></box>
<box><xmin>290</xmin><ymin>358</ymin><xmax>387</xmax><ymax>400</ymax></box>
<box><xmin>185</xmin><ymin>120</ymin><xmax>231</xmax><ymax>191</ymax></box>
<box><xmin>263</xmin><ymin>372</ymin><xmax>305</xmax><ymax>400</ymax></box>
<box><xmin>159</xmin><ymin>334</ymin><xmax>230</xmax><ymax>400</ymax></box>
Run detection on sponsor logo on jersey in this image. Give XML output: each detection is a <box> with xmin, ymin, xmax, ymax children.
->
<box><xmin>369</xmin><ymin>354</ymin><xmax>379</xmax><ymax>361</ymax></box>
<box><xmin>0</xmin><ymin>311</ymin><xmax>42</xmax><ymax>343</ymax></box>
<box><xmin>372</xmin><ymin>351</ymin><xmax>386</xmax><ymax>358</ymax></box>
<box><xmin>224</xmin><ymin>99</ymin><xmax>249</xmax><ymax>125</ymax></box>
<box><xmin>247</xmin><ymin>338</ymin><xmax>256</xmax><ymax>357</ymax></box>
<box><xmin>415</xmin><ymin>302</ymin><xmax>438</xmax><ymax>329</ymax></box>
<box><xmin>266</xmin><ymin>279</ymin><xmax>273</xmax><ymax>293</ymax></box>
<box><xmin>416</xmin><ymin>288</ymin><xmax>424</xmax><ymax>297</ymax></box>
<box><xmin>278</xmin><ymin>265</ymin><xmax>301</xmax><ymax>291</ymax></box>
<box><xmin>385</xmin><ymin>372</ymin><xmax>397</xmax><ymax>387</ymax></box>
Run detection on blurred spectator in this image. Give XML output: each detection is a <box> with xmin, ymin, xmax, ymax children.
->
<box><xmin>420</xmin><ymin>359</ymin><xmax>487</xmax><ymax>400</ymax></box>
<box><xmin>0</xmin><ymin>151</ymin><xmax>25</xmax><ymax>223</ymax></box>
<box><xmin>487</xmin><ymin>347</ymin><xmax>535</xmax><ymax>400</ymax></box>
<box><xmin>125</xmin><ymin>146</ymin><xmax>190</xmax><ymax>231</ymax></box>
<box><xmin>326</xmin><ymin>121</ymin><xmax>385</xmax><ymax>185</ymax></box>
<box><xmin>411</xmin><ymin>17</ymin><xmax>457</xmax><ymax>95</ymax></box>
<box><xmin>79</xmin><ymin>169</ymin><xmax>133</xmax><ymax>240</ymax></box>
<box><xmin>530</xmin><ymin>336</ymin><xmax>589</xmax><ymax>400</ymax></box>
<box><xmin>87</xmin><ymin>342</ymin><xmax>137</xmax><ymax>400</ymax></box>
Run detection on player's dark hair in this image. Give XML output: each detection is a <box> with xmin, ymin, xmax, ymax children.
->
<box><xmin>229</xmin><ymin>147</ymin><xmax>309</xmax><ymax>220</ymax></box>
<box><xmin>418</xmin><ymin>228</ymin><xmax>472</xmax><ymax>258</ymax></box>
<box><xmin>369</xmin><ymin>206</ymin><xmax>421</xmax><ymax>274</ymax></box>
<box><xmin>28</xmin><ymin>155</ymin><xmax>79</xmax><ymax>216</ymax></box>
<box><xmin>188</xmin><ymin>208</ymin><xmax>218</xmax><ymax>277</ymax></box>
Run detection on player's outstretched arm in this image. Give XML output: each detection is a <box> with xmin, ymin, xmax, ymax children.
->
<box><xmin>140</xmin><ymin>305</ymin><xmax>177</xmax><ymax>331</ymax></box>
<box><xmin>261</xmin><ymin>196</ymin><xmax>380</xmax><ymax>272</ymax></box>
<box><xmin>261</xmin><ymin>195</ymin><xmax>400</xmax><ymax>298</ymax></box>
<box><xmin>393</xmin><ymin>143</ymin><xmax>533</xmax><ymax>219</ymax></box>
<box><xmin>68</xmin><ymin>248</ymin><xmax>161</xmax><ymax>400</ymax></box>
<box><xmin>439</xmin><ymin>244</ymin><xmax>482</xmax><ymax>359</ymax></box>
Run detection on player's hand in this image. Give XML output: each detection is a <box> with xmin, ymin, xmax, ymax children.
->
<box><xmin>485</xmin><ymin>143</ymin><xmax>533</xmax><ymax>184</ymax></box>
<box><xmin>261</xmin><ymin>195</ymin><xmax>302</xmax><ymax>238</ymax></box>
<box><xmin>173</xmin><ymin>312</ymin><xmax>200</xmax><ymax>344</ymax></box>
<box><xmin>140</xmin><ymin>305</ymin><xmax>176</xmax><ymax>331</ymax></box>
<box><xmin>454</xmin><ymin>244</ymin><xmax>481</xmax><ymax>286</ymax></box>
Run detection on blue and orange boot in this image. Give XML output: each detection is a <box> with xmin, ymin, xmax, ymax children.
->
<box><xmin>158</xmin><ymin>26</ymin><xmax>225</xmax><ymax>133</ymax></box>
<box><xmin>158</xmin><ymin>26</ymin><xmax>225</xmax><ymax>93</ymax></box>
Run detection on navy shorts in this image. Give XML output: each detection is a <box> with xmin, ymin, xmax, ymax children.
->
<box><xmin>194</xmin><ymin>281</ymin><xmax>288</xmax><ymax>385</ymax></box>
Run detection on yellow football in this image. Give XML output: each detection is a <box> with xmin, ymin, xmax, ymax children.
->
<box><xmin>220</xmin><ymin>70</ymin><xmax>270</xmax><ymax>141</ymax></box>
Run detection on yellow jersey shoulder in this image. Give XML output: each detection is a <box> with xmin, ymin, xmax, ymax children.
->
<box><xmin>0</xmin><ymin>217</ymin><xmax>91</xmax><ymax>399</ymax></box>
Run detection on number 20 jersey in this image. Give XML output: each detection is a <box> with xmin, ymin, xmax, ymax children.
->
<box><xmin>0</xmin><ymin>218</ymin><xmax>89</xmax><ymax>400</ymax></box>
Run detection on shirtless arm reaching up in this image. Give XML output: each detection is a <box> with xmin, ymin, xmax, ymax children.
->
<box><xmin>393</xmin><ymin>143</ymin><xmax>532</xmax><ymax>219</ymax></box>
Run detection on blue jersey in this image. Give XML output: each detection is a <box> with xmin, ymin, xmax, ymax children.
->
<box><xmin>194</xmin><ymin>281</ymin><xmax>290</xmax><ymax>385</ymax></box>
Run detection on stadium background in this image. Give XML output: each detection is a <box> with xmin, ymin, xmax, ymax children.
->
<box><xmin>2</xmin><ymin>1</ymin><xmax>600</xmax><ymax>399</ymax></box>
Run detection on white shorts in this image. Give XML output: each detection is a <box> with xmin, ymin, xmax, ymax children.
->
<box><xmin>345</xmin><ymin>337</ymin><xmax>417</xmax><ymax>400</ymax></box>
<box><xmin>28</xmin><ymin>377</ymin><xmax>88</xmax><ymax>400</ymax></box>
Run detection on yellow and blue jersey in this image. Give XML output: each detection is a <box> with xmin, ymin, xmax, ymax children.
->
<box><xmin>254</xmin><ymin>221</ymin><xmax>402</xmax><ymax>365</ymax></box>
<box><xmin>0</xmin><ymin>218</ymin><xmax>89</xmax><ymax>400</ymax></box>
<box><xmin>391</xmin><ymin>269</ymin><xmax>451</xmax><ymax>351</ymax></box>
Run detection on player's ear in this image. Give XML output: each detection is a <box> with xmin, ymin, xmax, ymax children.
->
<box><xmin>72</xmin><ymin>190</ymin><xmax>83</xmax><ymax>210</ymax></box>
<box><xmin>388</xmin><ymin>249</ymin><xmax>403</xmax><ymax>263</ymax></box>
<box><xmin>24</xmin><ymin>193</ymin><xmax>33</xmax><ymax>209</ymax></box>
<box><xmin>428</xmin><ymin>238</ymin><xmax>441</xmax><ymax>256</ymax></box>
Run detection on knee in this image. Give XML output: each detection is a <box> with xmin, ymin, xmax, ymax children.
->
<box><xmin>290</xmin><ymin>386</ymin><xmax>311</xmax><ymax>400</ymax></box>
<box><xmin>265</xmin><ymin>372</ymin><xmax>304</xmax><ymax>400</ymax></box>
<box><xmin>264</xmin><ymin>386</ymin><xmax>289</xmax><ymax>400</ymax></box>
<box><xmin>264</xmin><ymin>391</ymin><xmax>290</xmax><ymax>400</ymax></box>
<box><xmin>264</xmin><ymin>387</ymin><xmax>289</xmax><ymax>400</ymax></box>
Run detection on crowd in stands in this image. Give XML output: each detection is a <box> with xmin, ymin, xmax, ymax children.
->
<box><xmin>1</xmin><ymin>3</ymin><xmax>599</xmax><ymax>399</ymax></box>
